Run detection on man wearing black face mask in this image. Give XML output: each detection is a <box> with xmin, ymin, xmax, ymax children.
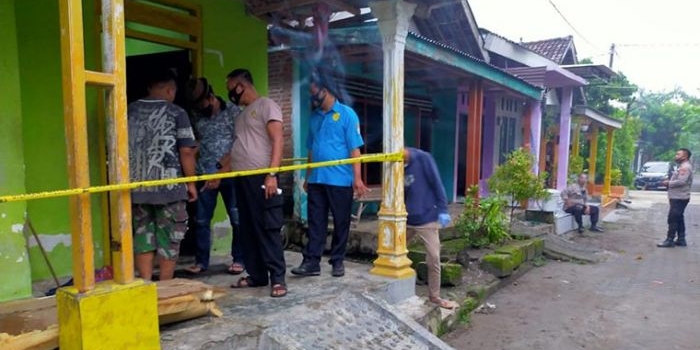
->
<box><xmin>226</xmin><ymin>69</ymin><xmax>287</xmax><ymax>298</ymax></box>
<box><xmin>184</xmin><ymin>77</ymin><xmax>245</xmax><ymax>275</ymax></box>
<box><xmin>291</xmin><ymin>69</ymin><xmax>368</xmax><ymax>278</ymax></box>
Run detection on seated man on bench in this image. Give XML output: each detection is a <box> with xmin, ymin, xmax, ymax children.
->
<box><xmin>561</xmin><ymin>173</ymin><xmax>604</xmax><ymax>234</ymax></box>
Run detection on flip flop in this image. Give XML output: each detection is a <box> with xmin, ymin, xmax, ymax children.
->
<box><xmin>430</xmin><ymin>297</ymin><xmax>459</xmax><ymax>310</ymax></box>
<box><xmin>227</xmin><ymin>262</ymin><xmax>245</xmax><ymax>275</ymax></box>
<box><xmin>270</xmin><ymin>283</ymin><xmax>287</xmax><ymax>298</ymax></box>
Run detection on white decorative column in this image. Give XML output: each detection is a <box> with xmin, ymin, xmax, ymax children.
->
<box><xmin>368</xmin><ymin>0</ymin><xmax>416</xmax><ymax>280</ymax></box>
<box><xmin>556</xmin><ymin>87</ymin><xmax>573</xmax><ymax>190</ymax></box>
<box><xmin>530</xmin><ymin>99</ymin><xmax>543</xmax><ymax>174</ymax></box>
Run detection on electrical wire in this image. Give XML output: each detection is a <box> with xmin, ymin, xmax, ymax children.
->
<box><xmin>617</xmin><ymin>42</ymin><xmax>700</xmax><ymax>48</ymax></box>
<box><xmin>545</xmin><ymin>0</ymin><xmax>601</xmax><ymax>52</ymax></box>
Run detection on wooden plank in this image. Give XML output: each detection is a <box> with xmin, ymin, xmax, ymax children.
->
<box><xmin>0</xmin><ymin>297</ymin><xmax>55</xmax><ymax>316</ymax></box>
<box><xmin>148</xmin><ymin>0</ymin><xmax>199</xmax><ymax>15</ymax></box>
<box><xmin>125</xmin><ymin>0</ymin><xmax>199</xmax><ymax>37</ymax></box>
<box><xmin>251</xmin><ymin>0</ymin><xmax>318</xmax><ymax>16</ymax></box>
<box><xmin>125</xmin><ymin>29</ymin><xmax>197</xmax><ymax>50</ymax></box>
<box><xmin>0</xmin><ymin>279</ymin><xmax>226</xmax><ymax>350</ymax></box>
<box><xmin>0</xmin><ymin>325</ymin><xmax>58</xmax><ymax>350</ymax></box>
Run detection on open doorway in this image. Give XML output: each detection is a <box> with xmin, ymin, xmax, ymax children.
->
<box><xmin>124</xmin><ymin>49</ymin><xmax>198</xmax><ymax>256</ymax></box>
<box><xmin>126</xmin><ymin>49</ymin><xmax>192</xmax><ymax>105</ymax></box>
<box><xmin>456</xmin><ymin>113</ymin><xmax>468</xmax><ymax>198</ymax></box>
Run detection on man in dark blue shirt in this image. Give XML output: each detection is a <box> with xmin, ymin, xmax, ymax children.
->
<box><xmin>292</xmin><ymin>70</ymin><xmax>368</xmax><ymax>278</ymax></box>
<box><xmin>184</xmin><ymin>77</ymin><xmax>245</xmax><ymax>275</ymax></box>
<box><xmin>404</xmin><ymin>147</ymin><xmax>458</xmax><ymax>309</ymax></box>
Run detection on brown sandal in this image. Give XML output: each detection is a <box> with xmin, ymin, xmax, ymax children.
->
<box><xmin>430</xmin><ymin>297</ymin><xmax>459</xmax><ymax>310</ymax></box>
<box><xmin>231</xmin><ymin>276</ymin><xmax>259</xmax><ymax>289</ymax></box>
<box><xmin>270</xmin><ymin>283</ymin><xmax>287</xmax><ymax>298</ymax></box>
<box><xmin>227</xmin><ymin>262</ymin><xmax>245</xmax><ymax>275</ymax></box>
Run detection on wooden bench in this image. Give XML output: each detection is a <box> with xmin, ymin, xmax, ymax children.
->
<box><xmin>352</xmin><ymin>185</ymin><xmax>382</xmax><ymax>225</ymax></box>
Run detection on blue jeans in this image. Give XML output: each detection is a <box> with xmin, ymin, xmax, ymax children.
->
<box><xmin>195</xmin><ymin>178</ymin><xmax>243</xmax><ymax>270</ymax></box>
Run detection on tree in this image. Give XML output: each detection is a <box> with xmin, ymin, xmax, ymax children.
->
<box><xmin>579</xmin><ymin>59</ymin><xmax>641</xmax><ymax>185</ymax></box>
<box><xmin>635</xmin><ymin>89</ymin><xmax>700</xmax><ymax>162</ymax></box>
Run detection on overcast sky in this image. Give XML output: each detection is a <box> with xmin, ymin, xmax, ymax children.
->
<box><xmin>469</xmin><ymin>0</ymin><xmax>700</xmax><ymax>95</ymax></box>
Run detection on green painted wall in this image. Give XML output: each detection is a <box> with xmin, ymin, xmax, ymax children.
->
<box><xmin>10</xmin><ymin>0</ymin><xmax>269</xmax><ymax>282</ymax></box>
<box><xmin>193</xmin><ymin>0</ymin><xmax>268</xmax><ymax>95</ymax></box>
<box><xmin>15</xmin><ymin>0</ymin><xmax>106</xmax><ymax>282</ymax></box>
<box><xmin>0</xmin><ymin>0</ymin><xmax>32</xmax><ymax>302</ymax></box>
<box><xmin>430</xmin><ymin>89</ymin><xmax>458</xmax><ymax>199</ymax></box>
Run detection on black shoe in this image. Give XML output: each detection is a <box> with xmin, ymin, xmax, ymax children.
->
<box><xmin>657</xmin><ymin>239</ymin><xmax>675</xmax><ymax>248</ymax></box>
<box><xmin>577</xmin><ymin>227</ymin><xmax>584</xmax><ymax>234</ymax></box>
<box><xmin>589</xmin><ymin>226</ymin><xmax>604</xmax><ymax>232</ymax></box>
<box><xmin>291</xmin><ymin>262</ymin><xmax>320</xmax><ymax>276</ymax></box>
<box><xmin>675</xmin><ymin>240</ymin><xmax>687</xmax><ymax>247</ymax></box>
<box><xmin>331</xmin><ymin>262</ymin><xmax>345</xmax><ymax>277</ymax></box>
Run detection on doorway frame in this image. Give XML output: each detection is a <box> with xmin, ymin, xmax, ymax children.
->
<box><xmin>93</xmin><ymin>0</ymin><xmax>203</xmax><ymax>266</ymax></box>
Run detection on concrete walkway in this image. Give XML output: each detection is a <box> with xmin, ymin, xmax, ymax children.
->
<box><xmin>161</xmin><ymin>252</ymin><xmax>453</xmax><ymax>350</ymax></box>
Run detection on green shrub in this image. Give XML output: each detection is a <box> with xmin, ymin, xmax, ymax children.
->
<box><xmin>488</xmin><ymin>148</ymin><xmax>550</xmax><ymax>226</ymax></box>
<box><xmin>611</xmin><ymin>168</ymin><xmax>623</xmax><ymax>185</ymax></box>
<box><xmin>568</xmin><ymin>155</ymin><xmax>584</xmax><ymax>181</ymax></box>
<box><xmin>455</xmin><ymin>186</ymin><xmax>510</xmax><ymax>248</ymax></box>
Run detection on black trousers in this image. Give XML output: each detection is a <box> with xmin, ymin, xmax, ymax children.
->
<box><xmin>235</xmin><ymin>175</ymin><xmax>286</xmax><ymax>286</ymax></box>
<box><xmin>305</xmin><ymin>184</ymin><xmax>354</xmax><ymax>266</ymax></box>
<box><xmin>565</xmin><ymin>204</ymin><xmax>599</xmax><ymax>228</ymax></box>
<box><xmin>667</xmin><ymin>198</ymin><xmax>690</xmax><ymax>241</ymax></box>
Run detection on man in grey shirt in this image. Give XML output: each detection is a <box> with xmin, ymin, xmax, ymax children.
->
<box><xmin>657</xmin><ymin>148</ymin><xmax>693</xmax><ymax>248</ymax></box>
<box><xmin>561</xmin><ymin>173</ymin><xmax>603</xmax><ymax>234</ymax></box>
<box><xmin>128</xmin><ymin>69</ymin><xmax>197</xmax><ymax>280</ymax></box>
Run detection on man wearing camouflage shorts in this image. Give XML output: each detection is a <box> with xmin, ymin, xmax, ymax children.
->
<box><xmin>128</xmin><ymin>69</ymin><xmax>198</xmax><ymax>281</ymax></box>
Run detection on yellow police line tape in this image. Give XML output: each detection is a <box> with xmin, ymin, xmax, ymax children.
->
<box><xmin>0</xmin><ymin>152</ymin><xmax>403</xmax><ymax>204</ymax></box>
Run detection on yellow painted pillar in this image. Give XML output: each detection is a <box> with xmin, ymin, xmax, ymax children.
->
<box><xmin>588</xmin><ymin>125</ymin><xmax>599</xmax><ymax>186</ymax></box>
<box><xmin>571</xmin><ymin>120</ymin><xmax>581</xmax><ymax>158</ymax></box>
<box><xmin>368</xmin><ymin>0</ymin><xmax>416</xmax><ymax>279</ymax></box>
<box><xmin>603</xmin><ymin>128</ymin><xmax>615</xmax><ymax>196</ymax></box>
<box><xmin>59</xmin><ymin>0</ymin><xmax>94</xmax><ymax>295</ymax></box>
<box><xmin>57</xmin><ymin>0</ymin><xmax>160</xmax><ymax>348</ymax></box>
<box><xmin>103</xmin><ymin>0</ymin><xmax>134</xmax><ymax>284</ymax></box>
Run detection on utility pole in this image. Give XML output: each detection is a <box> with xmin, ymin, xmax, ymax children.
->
<box><xmin>609</xmin><ymin>43</ymin><xmax>615</xmax><ymax>68</ymax></box>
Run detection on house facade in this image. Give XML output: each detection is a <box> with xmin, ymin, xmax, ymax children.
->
<box><xmin>0</xmin><ymin>0</ymin><xmax>270</xmax><ymax>302</ymax></box>
<box><xmin>263</xmin><ymin>2</ymin><xmax>546</xmax><ymax>223</ymax></box>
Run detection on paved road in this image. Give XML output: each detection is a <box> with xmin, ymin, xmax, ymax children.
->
<box><xmin>443</xmin><ymin>190</ymin><xmax>700</xmax><ymax>350</ymax></box>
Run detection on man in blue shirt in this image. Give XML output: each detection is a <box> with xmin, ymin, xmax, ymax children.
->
<box><xmin>184</xmin><ymin>77</ymin><xmax>245</xmax><ymax>275</ymax></box>
<box><xmin>404</xmin><ymin>147</ymin><xmax>458</xmax><ymax>309</ymax></box>
<box><xmin>292</xmin><ymin>70</ymin><xmax>368</xmax><ymax>277</ymax></box>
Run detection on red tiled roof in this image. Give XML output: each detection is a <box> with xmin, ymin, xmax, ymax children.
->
<box><xmin>522</xmin><ymin>36</ymin><xmax>573</xmax><ymax>64</ymax></box>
